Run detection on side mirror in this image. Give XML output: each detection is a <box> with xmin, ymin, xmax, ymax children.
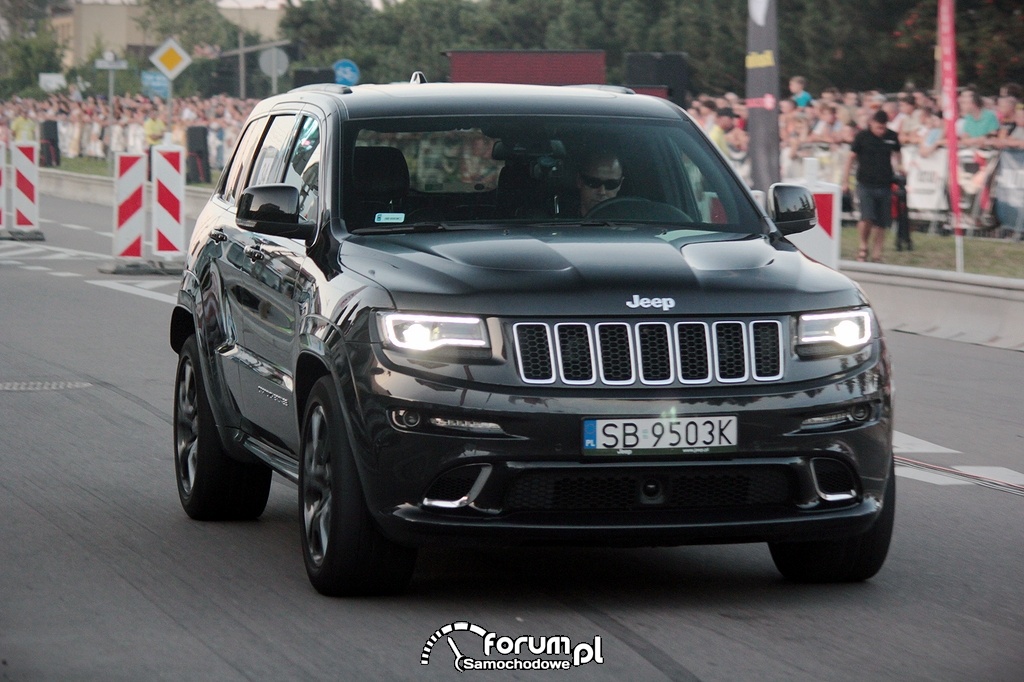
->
<box><xmin>768</xmin><ymin>183</ymin><xmax>817</xmax><ymax>235</ymax></box>
<box><xmin>236</xmin><ymin>184</ymin><xmax>316</xmax><ymax>240</ymax></box>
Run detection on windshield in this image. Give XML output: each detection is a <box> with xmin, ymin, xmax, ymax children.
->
<box><xmin>342</xmin><ymin>115</ymin><xmax>762</xmax><ymax>236</ymax></box>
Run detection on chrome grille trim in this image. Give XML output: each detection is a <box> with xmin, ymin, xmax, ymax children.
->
<box><xmin>512</xmin><ymin>322</ymin><xmax>556</xmax><ymax>384</ymax></box>
<box><xmin>750</xmin><ymin>320</ymin><xmax>784</xmax><ymax>381</ymax></box>
<box><xmin>554</xmin><ymin>323</ymin><xmax>597</xmax><ymax>385</ymax></box>
<box><xmin>595</xmin><ymin>323</ymin><xmax>636</xmax><ymax>385</ymax></box>
<box><xmin>675</xmin><ymin>321</ymin><xmax>712</xmax><ymax>384</ymax></box>
<box><xmin>636</xmin><ymin>322</ymin><xmax>675</xmax><ymax>385</ymax></box>
<box><xmin>513</xmin><ymin>319</ymin><xmax>785</xmax><ymax>387</ymax></box>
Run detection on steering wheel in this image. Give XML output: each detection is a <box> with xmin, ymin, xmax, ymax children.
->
<box><xmin>586</xmin><ymin>196</ymin><xmax>693</xmax><ymax>223</ymax></box>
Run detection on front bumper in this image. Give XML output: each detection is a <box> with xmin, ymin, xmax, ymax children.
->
<box><xmin>346</xmin><ymin>342</ymin><xmax>893</xmax><ymax>548</ymax></box>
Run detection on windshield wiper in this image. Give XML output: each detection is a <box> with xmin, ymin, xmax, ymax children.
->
<box><xmin>350</xmin><ymin>222</ymin><xmax>450</xmax><ymax>235</ymax></box>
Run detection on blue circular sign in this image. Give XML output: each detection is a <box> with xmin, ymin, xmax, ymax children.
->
<box><xmin>333</xmin><ymin>59</ymin><xmax>360</xmax><ymax>86</ymax></box>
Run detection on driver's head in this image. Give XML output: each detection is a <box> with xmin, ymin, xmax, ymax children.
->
<box><xmin>577</xmin><ymin>152</ymin><xmax>623</xmax><ymax>216</ymax></box>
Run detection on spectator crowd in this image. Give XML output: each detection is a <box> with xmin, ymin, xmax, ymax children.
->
<box><xmin>688</xmin><ymin>76</ymin><xmax>1024</xmax><ymax>186</ymax></box>
<box><xmin>1</xmin><ymin>78</ymin><xmax>1022</xmax><ymax>191</ymax></box>
<box><xmin>0</xmin><ymin>92</ymin><xmax>257</xmax><ymax>176</ymax></box>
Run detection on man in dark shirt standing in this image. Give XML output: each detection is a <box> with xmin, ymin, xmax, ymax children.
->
<box><xmin>842</xmin><ymin>110</ymin><xmax>902</xmax><ymax>262</ymax></box>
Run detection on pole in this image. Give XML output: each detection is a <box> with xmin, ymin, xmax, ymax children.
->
<box><xmin>938</xmin><ymin>0</ymin><xmax>963</xmax><ymax>273</ymax></box>
<box><xmin>107</xmin><ymin>68</ymin><xmax>115</xmax><ymax>176</ymax></box>
<box><xmin>238</xmin><ymin>27</ymin><xmax>246</xmax><ymax>99</ymax></box>
<box><xmin>271</xmin><ymin>49</ymin><xmax>278</xmax><ymax>95</ymax></box>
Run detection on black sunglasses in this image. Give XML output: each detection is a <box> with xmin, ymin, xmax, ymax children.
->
<box><xmin>579</xmin><ymin>174</ymin><xmax>624</xmax><ymax>190</ymax></box>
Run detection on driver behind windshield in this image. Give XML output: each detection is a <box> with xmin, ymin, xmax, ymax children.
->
<box><xmin>576</xmin><ymin>151</ymin><xmax>624</xmax><ymax>216</ymax></box>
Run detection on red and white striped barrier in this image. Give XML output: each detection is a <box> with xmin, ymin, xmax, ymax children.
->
<box><xmin>151</xmin><ymin>145</ymin><xmax>186</xmax><ymax>258</ymax></box>
<box><xmin>11</xmin><ymin>142</ymin><xmax>43</xmax><ymax>239</ymax></box>
<box><xmin>113</xmin><ymin>153</ymin><xmax>147</xmax><ymax>259</ymax></box>
<box><xmin>788</xmin><ymin>157</ymin><xmax>841</xmax><ymax>270</ymax></box>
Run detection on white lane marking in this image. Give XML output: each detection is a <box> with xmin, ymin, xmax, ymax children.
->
<box><xmin>0</xmin><ymin>260</ymin><xmax>24</xmax><ymax>265</ymax></box>
<box><xmin>132</xmin><ymin>279</ymin><xmax>178</xmax><ymax>290</ymax></box>
<box><xmin>895</xmin><ymin>467</ymin><xmax>972</xmax><ymax>485</ymax></box>
<box><xmin>40</xmin><ymin>219</ymin><xmax>92</xmax><ymax>231</ymax></box>
<box><xmin>0</xmin><ymin>242</ymin><xmax>109</xmax><ymax>260</ymax></box>
<box><xmin>0</xmin><ymin>246</ymin><xmax>47</xmax><ymax>258</ymax></box>
<box><xmin>86</xmin><ymin>280</ymin><xmax>177</xmax><ymax>304</ymax></box>
<box><xmin>954</xmin><ymin>467</ymin><xmax>1024</xmax><ymax>486</ymax></box>
<box><xmin>49</xmin><ymin>271</ymin><xmax>82</xmax><ymax>277</ymax></box>
<box><xmin>20</xmin><ymin>265</ymin><xmax>51</xmax><ymax>271</ymax></box>
<box><xmin>893</xmin><ymin>431</ymin><xmax>960</xmax><ymax>454</ymax></box>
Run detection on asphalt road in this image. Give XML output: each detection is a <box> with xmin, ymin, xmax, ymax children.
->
<box><xmin>1</xmin><ymin>196</ymin><xmax>1022</xmax><ymax>681</ymax></box>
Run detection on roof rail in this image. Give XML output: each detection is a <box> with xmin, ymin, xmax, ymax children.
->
<box><xmin>563</xmin><ymin>84</ymin><xmax>636</xmax><ymax>94</ymax></box>
<box><xmin>288</xmin><ymin>83</ymin><xmax>353</xmax><ymax>95</ymax></box>
<box><xmin>409</xmin><ymin>71</ymin><xmax>428</xmax><ymax>84</ymax></box>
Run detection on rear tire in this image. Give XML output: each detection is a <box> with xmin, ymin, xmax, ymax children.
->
<box><xmin>299</xmin><ymin>377</ymin><xmax>417</xmax><ymax>596</ymax></box>
<box><xmin>769</xmin><ymin>465</ymin><xmax>895</xmax><ymax>583</ymax></box>
<box><xmin>174</xmin><ymin>336</ymin><xmax>272</xmax><ymax>521</ymax></box>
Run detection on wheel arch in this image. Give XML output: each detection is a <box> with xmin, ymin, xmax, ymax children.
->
<box><xmin>170</xmin><ymin>305</ymin><xmax>196</xmax><ymax>353</ymax></box>
<box><xmin>295</xmin><ymin>351</ymin><xmax>332</xmax><ymax>428</ymax></box>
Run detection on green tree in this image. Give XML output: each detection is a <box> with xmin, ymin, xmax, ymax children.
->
<box><xmin>0</xmin><ymin>24</ymin><xmax>63</xmax><ymax>98</ymax></box>
<box><xmin>279</xmin><ymin>0</ymin><xmax>374</xmax><ymax>61</ymax></box>
<box><xmin>136</xmin><ymin>0</ymin><xmax>236</xmax><ymax>54</ymax></box>
<box><xmin>891</xmin><ymin>0</ymin><xmax>1024</xmax><ymax>93</ymax></box>
<box><xmin>352</xmin><ymin>0</ymin><xmax>484</xmax><ymax>83</ymax></box>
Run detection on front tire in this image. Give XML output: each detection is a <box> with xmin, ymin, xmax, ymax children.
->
<box><xmin>299</xmin><ymin>377</ymin><xmax>417</xmax><ymax>596</ymax></box>
<box><xmin>769</xmin><ymin>465</ymin><xmax>895</xmax><ymax>583</ymax></box>
<box><xmin>174</xmin><ymin>335</ymin><xmax>272</xmax><ymax>521</ymax></box>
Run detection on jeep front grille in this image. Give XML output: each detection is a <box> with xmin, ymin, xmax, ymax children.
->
<box><xmin>513</xmin><ymin>320</ymin><xmax>784</xmax><ymax>386</ymax></box>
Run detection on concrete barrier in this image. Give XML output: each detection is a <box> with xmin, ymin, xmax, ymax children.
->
<box><xmin>39</xmin><ymin>168</ymin><xmax>211</xmax><ymax>221</ymax></box>
<box><xmin>841</xmin><ymin>261</ymin><xmax>1024</xmax><ymax>352</ymax></box>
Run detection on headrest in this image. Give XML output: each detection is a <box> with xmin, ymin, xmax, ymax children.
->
<box><xmin>353</xmin><ymin>146</ymin><xmax>410</xmax><ymax>198</ymax></box>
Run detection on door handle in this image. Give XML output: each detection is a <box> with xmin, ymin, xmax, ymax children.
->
<box><xmin>210</xmin><ymin>228</ymin><xmax>227</xmax><ymax>243</ymax></box>
<box><xmin>244</xmin><ymin>245</ymin><xmax>265</xmax><ymax>261</ymax></box>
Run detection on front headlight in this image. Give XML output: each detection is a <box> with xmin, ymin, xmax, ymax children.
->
<box><xmin>380</xmin><ymin>313</ymin><xmax>489</xmax><ymax>352</ymax></box>
<box><xmin>797</xmin><ymin>309</ymin><xmax>873</xmax><ymax>356</ymax></box>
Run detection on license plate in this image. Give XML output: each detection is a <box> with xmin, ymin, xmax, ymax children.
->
<box><xmin>582</xmin><ymin>416</ymin><xmax>738</xmax><ymax>455</ymax></box>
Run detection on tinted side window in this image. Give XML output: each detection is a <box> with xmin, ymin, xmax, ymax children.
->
<box><xmin>220</xmin><ymin>118</ymin><xmax>267</xmax><ymax>205</ymax></box>
<box><xmin>250</xmin><ymin>114</ymin><xmax>298</xmax><ymax>186</ymax></box>
<box><xmin>282</xmin><ymin>117</ymin><xmax>322</xmax><ymax>222</ymax></box>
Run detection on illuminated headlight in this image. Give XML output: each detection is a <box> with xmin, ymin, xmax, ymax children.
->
<box><xmin>797</xmin><ymin>310</ymin><xmax>873</xmax><ymax>355</ymax></box>
<box><xmin>381</xmin><ymin>313</ymin><xmax>489</xmax><ymax>351</ymax></box>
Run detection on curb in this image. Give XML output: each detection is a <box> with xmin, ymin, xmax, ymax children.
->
<box><xmin>840</xmin><ymin>260</ymin><xmax>1024</xmax><ymax>352</ymax></box>
<box><xmin>38</xmin><ymin>168</ymin><xmax>212</xmax><ymax>220</ymax></box>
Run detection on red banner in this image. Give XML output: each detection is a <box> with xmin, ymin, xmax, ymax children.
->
<box><xmin>939</xmin><ymin>0</ymin><xmax>961</xmax><ymax>236</ymax></box>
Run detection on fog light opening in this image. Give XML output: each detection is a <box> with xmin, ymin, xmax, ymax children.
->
<box><xmin>850</xmin><ymin>404</ymin><xmax>871</xmax><ymax>422</ymax></box>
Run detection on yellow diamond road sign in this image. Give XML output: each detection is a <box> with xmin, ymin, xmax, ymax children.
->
<box><xmin>149</xmin><ymin>38</ymin><xmax>192</xmax><ymax>81</ymax></box>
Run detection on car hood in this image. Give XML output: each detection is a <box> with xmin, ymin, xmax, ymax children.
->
<box><xmin>338</xmin><ymin>228</ymin><xmax>865</xmax><ymax>316</ymax></box>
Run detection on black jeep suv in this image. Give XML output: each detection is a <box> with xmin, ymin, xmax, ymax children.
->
<box><xmin>170</xmin><ymin>81</ymin><xmax>894</xmax><ymax>596</ymax></box>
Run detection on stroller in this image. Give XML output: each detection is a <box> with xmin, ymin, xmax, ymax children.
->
<box><xmin>892</xmin><ymin>174</ymin><xmax>911</xmax><ymax>251</ymax></box>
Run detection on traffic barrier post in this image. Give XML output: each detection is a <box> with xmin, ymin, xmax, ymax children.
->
<box><xmin>7</xmin><ymin>142</ymin><xmax>45</xmax><ymax>241</ymax></box>
<box><xmin>113</xmin><ymin>152</ymin><xmax>147</xmax><ymax>261</ymax></box>
<box><xmin>151</xmin><ymin>144</ymin><xmax>186</xmax><ymax>260</ymax></box>
<box><xmin>787</xmin><ymin>157</ymin><xmax>841</xmax><ymax>270</ymax></box>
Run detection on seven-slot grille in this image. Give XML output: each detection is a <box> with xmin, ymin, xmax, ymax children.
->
<box><xmin>513</xmin><ymin>320</ymin><xmax>784</xmax><ymax>386</ymax></box>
